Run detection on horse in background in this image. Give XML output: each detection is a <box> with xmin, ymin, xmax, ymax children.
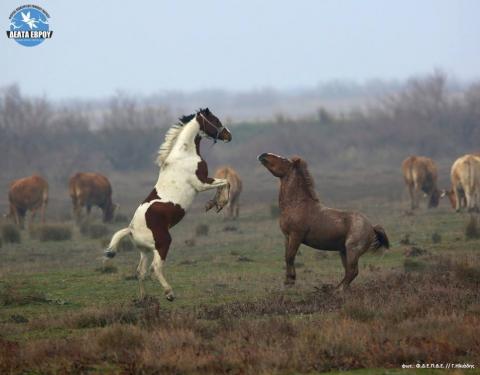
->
<box><xmin>206</xmin><ymin>166</ymin><xmax>242</xmax><ymax>219</ymax></box>
<box><xmin>401</xmin><ymin>155</ymin><xmax>441</xmax><ymax>210</ymax></box>
<box><xmin>104</xmin><ymin>108</ymin><xmax>231</xmax><ymax>301</ymax></box>
<box><xmin>444</xmin><ymin>154</ymin><xmax>480</xmax><ymax>212</ymax></box>
<box><xmin>69</xmin><ymin>172</ymin><xmax>118</xmax><ymax>223</ymax></box>
<box><xmin>258</xmin><ymin>153</ymin><xmax>389</xmax><ymax>290</ymax></box>
<box><xmin>6</xmin><ymin>175</ymin><xmax>48</xmax><ymax>229</ymax></box>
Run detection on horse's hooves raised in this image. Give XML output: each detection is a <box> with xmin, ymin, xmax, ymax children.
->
<box><xmin>165</xmin><ymin>292</ymin><xmax>175</xmax><ymax>302</ymax></box>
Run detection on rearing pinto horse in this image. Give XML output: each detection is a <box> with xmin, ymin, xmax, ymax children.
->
<box><xmin>104</xmin><ymin>108</ymin><xmax>231</xmax><ymax>301</ymax></box>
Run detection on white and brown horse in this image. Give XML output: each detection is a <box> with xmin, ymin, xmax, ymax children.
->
<box><xmin>104</xmin><ymin>108</ymin><xmax>231</xmax><ymax>301</ymax></box>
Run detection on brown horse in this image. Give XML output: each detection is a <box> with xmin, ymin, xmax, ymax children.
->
<box><xmin>258</xmin><ymin>153</ymin><xmax>390</xmax><ymax>289</ymax></box>
<box><xmin>7</xmin><ymin>175</ymin><xmax>48</xmax><ymax>229</ymax></box>
<box><xmin>206</xmin><ymin>166</ymin><xmax>242</xmax><ymax>219</ymax></box>
<box><xmin>401</xmin><ymin>155</ymin><xmax>440</xmax><ymax>210</ymax></box>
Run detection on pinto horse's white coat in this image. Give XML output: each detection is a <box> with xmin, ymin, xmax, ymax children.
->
<box><xmin>104</xmin><ymin>116</ymin><xmax>228</xmax><ymax>300</ymax></box>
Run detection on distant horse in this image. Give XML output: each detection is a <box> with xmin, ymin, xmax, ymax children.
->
<box><xmin>69</xmin><ymin>172</ymin><xmax>118</xmax><ymax>223</ymax></box>
<box><xmin>104</xmin><ymin>108</ymin><xmax>231</xmax><ymax>301</ymax></box>
<box><xmin>258</xmin><ymin>153</ymin><xmax>390</xmax><ymax>289</ymax></box>
<box><xmin>6</xmin><ymin>175</ymin><xmax>48</xmax><ymax>229</ymax></box>
<box><xmin>401</xmin><ymin>155</ymin><xmax>440</xmax><ymax>210</ymax></box>
<box><xmin>206</xmin><ymin>166</ymin><xmax>242</xmax><ymax>219</ymax></box>
<box><xmin>444</xmin><ymin>154</ymin><xmax>480</xmax><ymax>212</ymax></box>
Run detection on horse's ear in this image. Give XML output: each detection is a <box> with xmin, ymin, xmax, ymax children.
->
<box><xmin>205</xmin><ymin>107</ymin><xmax>210</xmax><ymax>114</ymax></box>
<box><xmin>291</xmin><ymin>156</ymin><xmax>303</xmax><ymax>167</ymax></box>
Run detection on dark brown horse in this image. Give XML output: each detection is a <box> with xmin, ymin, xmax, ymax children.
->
<box><xmin>258</xmin><ymin>153</ymin><xmax>390</xmax><ymax>289</ymax></box>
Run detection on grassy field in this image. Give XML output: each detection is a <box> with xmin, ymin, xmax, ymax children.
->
<box><xmin>1</xmin><ymin>192</ymin><xmax>480</xmax><ymax>374</ymax></box>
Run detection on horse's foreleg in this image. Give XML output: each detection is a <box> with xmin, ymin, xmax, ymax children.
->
<box><xmin>194</xmin><ymin>178</ymin><xmax>228</xmax><ymax>192</ymax></box>
<box><xmin>284</xmin><ymin>233</ymin><xmax>302</xmax><ymax>286</ymax></box>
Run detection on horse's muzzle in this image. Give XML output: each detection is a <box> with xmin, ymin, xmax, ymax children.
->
<box><xmin>257</xmin><ymin>153</ymin><xmax>268</xmax><ymax>162</ymax></box>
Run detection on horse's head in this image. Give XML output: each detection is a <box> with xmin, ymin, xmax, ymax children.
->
<box><xmin>441</xmin><ymin>188</ymin><xmax>457</xmax><ymax>209</ymax></box>
<box><xmin>257</xmin><ymin>153</ymin><xmax>293</xmax><ymax>177</ymax></box>
<box><xmin>196</xmin><ymin>108</ymin><xmax>232</xmax><ymax>143</ymax></box>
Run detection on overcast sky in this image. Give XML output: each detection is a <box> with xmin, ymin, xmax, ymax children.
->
<box><xmin>1</xmin><ymin>0</ymin><xmax>479</xmax><ymax>99</ymax></box>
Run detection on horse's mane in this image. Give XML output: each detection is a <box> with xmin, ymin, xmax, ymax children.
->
<box><xmin>155</xmin><ymin>114</ymin><xmax>195</xmax><ymax>167</ymax></box>
<box><xmin>291</xmin><ymin>156</ymin><xmax>319</xmax><ymax>202</ymax></box>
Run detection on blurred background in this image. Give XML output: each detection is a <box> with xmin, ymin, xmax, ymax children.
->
<box><xmin>1</xmin><ymin>0</ymin><xmax>479</xmax><ymax>216</ymax></box>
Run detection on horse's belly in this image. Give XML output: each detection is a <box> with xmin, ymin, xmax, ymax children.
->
<box><xmin>303</xmin><ymin>234</ymin><xmax>345</xmax><ymax>252</ymax></box>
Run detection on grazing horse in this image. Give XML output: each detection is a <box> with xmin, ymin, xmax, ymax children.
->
<box><xmin>7</xmin><ymin>175</ymin><xmax>48</xmax><ymax>229</ymax></box>
<box><xmin>206</xmin><ymin>166</ymin><xmax>242</xmax><ymax>219</ymax></box>
<box><xmin>445</xmin><ymin>154</ymin><xmax>480</xmax><ymax>212</ymax></box>
<box><xmin>69</xmin><ymin>172</ymin><xmax>118</xmax><ymax>223</ymax></box>
<box><xmin>104</xmin><ymin>108</ymin><xmax>231</xmax><ymax>301</ymax></box>
<box><xmin>258</xmin><ymin>153</ymin><xmax>390</xmax><ymax>289</ymax></box>
<box><xmin>401</xmin><ymin>155</ymin><xmax>441</xmax><ymax>210</ymax></box>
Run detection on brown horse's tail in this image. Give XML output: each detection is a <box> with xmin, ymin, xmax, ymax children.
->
<box><xmin>373</xmin><ymin>224</ymin><xmax>390</xmax><ymax>249</ymax></box>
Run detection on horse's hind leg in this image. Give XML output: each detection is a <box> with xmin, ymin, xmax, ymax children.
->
<box><xmin>136</xmin><ymin>250</ymin><xmax>149</xmax><ymax>299</ymax></box>
<box><xmin>149</xmin><ymin>228</ymin><xmax>174</xmax><ymax>301</ymax></box>
<box><xmin>152</xmin><ymin>249</ymin><xmax>174</xmax><ymax>301</ymax></box>
<box><xmin>337</xmin><ymin>242</ymin><xmax>362</xmax><ymax>290</ymax></box>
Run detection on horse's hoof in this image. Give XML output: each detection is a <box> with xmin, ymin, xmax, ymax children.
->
<box><xmin>284</xmin><ymin>279</ymin><xmax>295</xmax><ymax>287</ymax></box>
<box><xmin>165</xmin><ymin>292</ymin><xmax>175</xmax><ymax>302</ymax></box>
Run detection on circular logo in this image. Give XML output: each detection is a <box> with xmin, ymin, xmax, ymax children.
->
<box><xmin>7</xmin><ymin>5</ymin><xmax>52</xmax><ymax>47</ymax></box>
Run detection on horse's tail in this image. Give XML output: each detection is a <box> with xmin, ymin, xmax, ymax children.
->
<box><xmin>373</xmin><ymin>224</ymin><xmax>390</xmax><ymax>249</ymax></box>
<box><xmin>104</xmin><ymin>227</ymin><xmax>131</xmax><ymax>260</ymax></box>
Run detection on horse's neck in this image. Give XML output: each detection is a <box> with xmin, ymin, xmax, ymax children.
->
<box><xmin>278</xmin><ymin>175</ymin><xmax>317</xmax><ymax>210</ymax></box>
<box><xmin>175</xmin><ymin>119</ymin><xmax>201</xmax><ymax>152</ymax></box>
<box><xmin>155</xmin><ymin>120</ymin><xmax>203</xmax><ymax>186</ymax></box>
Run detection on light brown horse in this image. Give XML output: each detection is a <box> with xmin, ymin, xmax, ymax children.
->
<box><xmin>258</xmin><ymin>153</ymin><xmax>390</xmax><ymax>289</ymax></box>
<box><xmin>206</xmin><ymin>166</ymin><xmax>242</xmax><ymax>219</ymax></box>
<box><xmin>401</xmin><ymin>155</ymin><xmax>440</xmax><ymax>210</ymax></box>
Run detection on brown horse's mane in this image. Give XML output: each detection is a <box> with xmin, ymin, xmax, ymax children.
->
<box><xmin>290</xmin><ymin>156</ymin><xmax>319</xmax><ymax>202</ymax></box>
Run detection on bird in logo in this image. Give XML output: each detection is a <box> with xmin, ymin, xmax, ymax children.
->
<box><xmin>21</xmin><ymin>11</ymin><xmax>38</xmax><ymax>29</ymax></box>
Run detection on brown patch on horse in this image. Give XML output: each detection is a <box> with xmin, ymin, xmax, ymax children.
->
<box><xmin>194</xmin><ymin>136</ymin><xmax>214</xmax><ymax>184</ymax></box>
<box><xmin>145</xmin><ymin>202</ymin><xmax>185</xmax><ymax>260</ymax></box>
<box><xmin>259</xmin><ymin>153</ymin><xmax>389</xmax><ymax>290</ymax></box>
<box><xmin>143</xmin><ymin>188</ymin><xmax>160</xmax><ymax>203</ymax></box>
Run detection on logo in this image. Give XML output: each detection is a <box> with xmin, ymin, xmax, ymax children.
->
<box><xmin>7</xmin><ymin>5</ymin><xmax>52</xmax><ymax>47</ymax></box>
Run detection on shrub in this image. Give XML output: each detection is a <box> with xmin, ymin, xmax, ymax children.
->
<box><xmin>30</xmin><ymin>224</ymin><xmax>72</xmax><ymax>242</ymax></box>
<box><xmin>80</xmin><ymin>221</ymin><xmax>110</xmax><ymax>239</ymax></box>
<box><xmin>118</xmin><ymin>236</ymin><xmax>135</xmax><ymax>252</ymax></box>
<box><xmin>270</xmin><ymin>203</ymin><xmax>280</xmax><ymax>218</ymax></box>
<box><xmin>1</xmin><ymin>223</ymin><xmax>21</xmax><ymax>244</ymax></box>
<box><xmin>113</xmin><ymin>213</ymin><xmax>129</xmax><ymax>224</ymax></box>
<box><xmin>465</xmin><ymin>215</ymin><xmax>480</xmax><ymax>240</ymax></box>
<box><xmin>431</xmin><ymin>231</ymin><xmax>442</xmax><ymax>243</ymax></box>
<box><xmin>195</xmin><ymin>223</ymin><xmax>209</xmax><ymax>236</ymax></box>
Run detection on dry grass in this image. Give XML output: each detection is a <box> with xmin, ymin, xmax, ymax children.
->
<box><xmin>1</xmin><ymin>255</ymin><xmax>480</xmax><ymax>374</ymax></box>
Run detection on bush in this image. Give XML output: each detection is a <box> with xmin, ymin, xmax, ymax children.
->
<box><xmin>30</xmin><ymin>224</ymin><xmax>72</xmax><ymax>242</ymax></box>
<box><xmin>431</xmin><ymin>232</ymin><xmax>442</xmax><ymax>243</ymax></box>
<box><xmin>1</xmin><ymin>223</ymin><xmax>21</xmax><ymax>244</ymax></box>
<box><xmin>113</xmin><ymin>213</ymin><xmax>129</xmax><ymax>224</ymax></box>
<box><xmin>195</xmin><ymin>223</ymin><xmax>209</xmax><ymax>237</ymax></box>
<box><xmin>80</xmin><ymin>221</ymin><xmax>110</xmax><ymax>239</ymax></box>
<box><xmin>270</xmin><ymin>203</ymin><xmax>280</xmax><ymax>218</ymax></box>
<box><xmin>465</xmin><ymin>215</ymin><xmax>480</xmax><ymax>240</ymax></box>
<box><xmin>118</xmin><ymin>236</ymin><xmax>135</xmax><ymax>252</ymax></box>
